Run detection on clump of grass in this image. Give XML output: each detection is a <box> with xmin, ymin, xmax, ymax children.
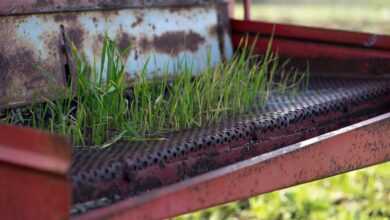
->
<box><xmin>0</xmin><ymin>37</ymin><xmax>306</xmax><ymax>147</ymax></box>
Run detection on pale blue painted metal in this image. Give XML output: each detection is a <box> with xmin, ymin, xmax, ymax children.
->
<box><xmin>69</xmin><ymin>7</ymin><xmax>231</xmax><ymax>77</ymax></box>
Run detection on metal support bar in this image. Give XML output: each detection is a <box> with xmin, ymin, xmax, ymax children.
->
<box><xmin>226</xmin><ymin>0</ymin><xmax>235</xmax><ymax>17</ymax></box>
<box><xmin>243</xmin><ymin>0</ymin><xmax>251</xmax><ymax>20</ymax></box>
<box><xmin>74</xmin><ymin>113</ymin><xmax>390</xmax><ymax>220</ymax></box>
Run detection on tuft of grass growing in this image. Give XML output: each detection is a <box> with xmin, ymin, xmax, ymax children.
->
<box><xmin>1</xmin><ymin>36</ymin><xmax>306</xmax><ymax>147</ymax></box>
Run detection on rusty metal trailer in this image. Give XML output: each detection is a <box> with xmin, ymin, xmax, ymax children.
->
<box><xmin>1</xmin><ymin>1</ymin><xmax>390</xmax><ymax>220</ymax></box>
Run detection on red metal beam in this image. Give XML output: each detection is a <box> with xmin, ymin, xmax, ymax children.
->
<box><xmin>231</xmin><ymin>19</ymin><xmax>390</xmax><ymax>50</ymax></box>
<box><xmin>230</xmin><ymin>19</ymin><xmax>390</xmax><ymax>75</ymax></box>
<box><xmin>0</xmin><ymin>125</ymin><xmax>71</xmax><ymax>220</ymax></box>
<box><xmin>74</xmin><ymin>113</ymin><xmax>390</xmax><ymax>220</ymax></box>
<box><xmin>232</xmin><ymin>35</ymin><xmax>390</xmax><ymax>60</ymax></box>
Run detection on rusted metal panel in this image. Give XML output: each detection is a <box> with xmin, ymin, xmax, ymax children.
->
<box><xmin>74</xmin><ymin>112</ymin><xmax>390</xmax><ymax>220</ymax></box>
<box><xmin>0</xmin><ymin>125</ymin><xmax>71</xmax><ymax>220</ymax></box>
<box><xmin>0</xmin><ymin>0</ymin><xmax>222</xmax><ymax>16</ymax></box>
<box><xmin>0</xmin><ymin>15</ymin><xmax>67</xmax><ymax>108</ymax></box>
<box><xmin>0</xmin><ymin>1</ymin><xmax>233</xmax><ymax>107</ymax></box>
<box><xmin>0</xmin><ymin>1</ymin><xmax>233</xmax><ymax>108</ymax></box>
<box><xmin>60</xmin><ymin>6</ymin><xmax>230</xmax><ymax>77</ymax></box>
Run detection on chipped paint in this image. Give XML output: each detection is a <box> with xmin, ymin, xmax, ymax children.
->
<box><xmin>66</xmin><ymin>6</ymin><xmax>226</xmax><ymax>78</ymax></box>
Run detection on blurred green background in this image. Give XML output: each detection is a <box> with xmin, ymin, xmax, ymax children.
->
<box><xmin>234</xmin><ymin>0</ymin><xmax>390</xmax><ymax>34</ymax></box>
<box><xmin>176</xmin><ymin>1</ymin><xmax>390</xmax><ymax>219</ymax></box>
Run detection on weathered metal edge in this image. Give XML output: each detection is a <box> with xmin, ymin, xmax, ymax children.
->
<box><xmin>74</xmin><ymin>112</ymin><xmax>390</xmax><ymax>220</ymax></box>
<box><xmin>231</xmin><ymin>19</ymin><xmax>390</xmax><ymax>50</ymax></box>
<box><xmin>0</xmin><ymin>0</ymin><xmax>227</xmax><ymax>16</ymax></box>
<box><xmin>0</xmin><ymin>125</ymin><xmax>72</xmax><ymax>220</ymax></box>
<box><xmin>0</xmin><ymin>125</ymin><xmax>71</xmax><ymax>175</ymax></box>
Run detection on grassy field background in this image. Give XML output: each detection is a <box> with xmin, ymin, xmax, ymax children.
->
<box><xmin>176</xmin><ymin>1</ymin><xmax>390</xmax><ymax>219</ymax></box>
<box><xmin>234</xmin><ymin>0</ymin><xmax>390</xmax><ymax>34</ymax></box>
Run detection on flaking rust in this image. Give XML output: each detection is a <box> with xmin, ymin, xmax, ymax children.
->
<box><xmin>0</xmin><ymin>15</ymin><xmax>67</xmax><ymax>108</ymax></box>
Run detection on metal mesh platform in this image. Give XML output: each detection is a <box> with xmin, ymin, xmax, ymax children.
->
<box><xmin>70</xmin><ymin>77</ymin><xmax>390</xmax><ymax>214</ymax></box>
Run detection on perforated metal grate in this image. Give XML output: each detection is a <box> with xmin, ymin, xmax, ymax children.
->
<box><xmin>71</xmin><ymin>77</ymin><xmax>390</xmax><ymax>214</ymax></box>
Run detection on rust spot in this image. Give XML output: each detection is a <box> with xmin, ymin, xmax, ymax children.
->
<box><xmin>41</xmin><ymin>33</ymin><xmax>62</xmax><ymax>63</ymax></box>
<box><xmin>54</xmin><ymin>14</ymin><xmax>78</xmax><ymax>22</ymax></box>
<box><xmin>0</xmin><ymin>49</ymin><xmax>49</xmax><ymax>105</ymax></box>
<box><xmin>0</xmin><ymin>53</ymin><xmax>10</xmax><ymax>97</ymax></box>
<box><xmin>97</xmin><ymin>34</ymin><xmax>104</xmax><ymax>42</ymax></box>
<box><xmin>97</xmin><ymin>0</ymin><xmax>127</xmax><ymax>7</ymax></box>
<box><xmin>140</xmin><ymin>37</ymin><xmax>151</xmax><ymax>52</ymax></box>
<box><xmin>118</xmin><ymin>33</ymin><xmax>131</xmax><ymax>50</ymax></box>
<box><xmin>168</xmin><ymin>6</ymin><xmax>198</xmax><ymax>14</ymax></box>
<box><xmin>141</xmin><ymin>31</ymin><xmax>205</xmax><ymax>56</ymax></box>
<box><xmin>147</xmin><ymin>23</ymin><xmax>156</xmax><ymax>31</ymax></box>
<box><xmin>35</xmin><ymin>0</ymin><xmax>54</xmax><ymax>7</ymax></box>
<box><xmin>25</xmin><ymin>76</ymin><xmax>47</xmax><ymax>90</ymax></box>
<box><xmin>117</xmin><ymin>32</ymin><xmax>133</xmax><ymax>59</ymax></box>
<box><xmin>131</xmin><ymin>15</ymin><xmax>144</xmax><ymax>28</ymax></box>
<box><xmin>1</xmin><ymin>49</ymin><xmax>35</xmax><ymax>80</ymax></box>
<box><xmin>67</xmin><ymin>26</ymin><xmax>85</xmax><ymax>49</ymax></box>
<box><xmin>0</xmin><ymin>53</ymin><xmax>10</xmax><ymax>75</ymax></box>
<box><xmin>208</xmin><ymin>25</ymin><xmax>219</xmax><ymax>36</ymax></box>
<box><xmin>66</xmin><ymin>0</ymin><xmax>82</xmax><ymax>5</ymax></box>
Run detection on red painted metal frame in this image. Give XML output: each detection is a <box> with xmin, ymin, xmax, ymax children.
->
<box><xmin>231</xmin><ymin>35</ymin><xmax>390</xmax><ymax>59</ymax></box>
<box><xmin>74</xmin><ymin>113</ymin><xmax>390</xmax><ymax>220</ymax></box>
<box><xmin>0</xmin><ymin>125</ymin><xmax>72</xmax><ymax>220</ymax></box>
<box><xmin>230</xmin><ymin>19</ymin><xmax>390</xmax><ymax>75</ymax></box>
<box><xmin>232</xmin><ymin>19</ymin><xmax>390</xmax><ymax>50</ymax></box>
